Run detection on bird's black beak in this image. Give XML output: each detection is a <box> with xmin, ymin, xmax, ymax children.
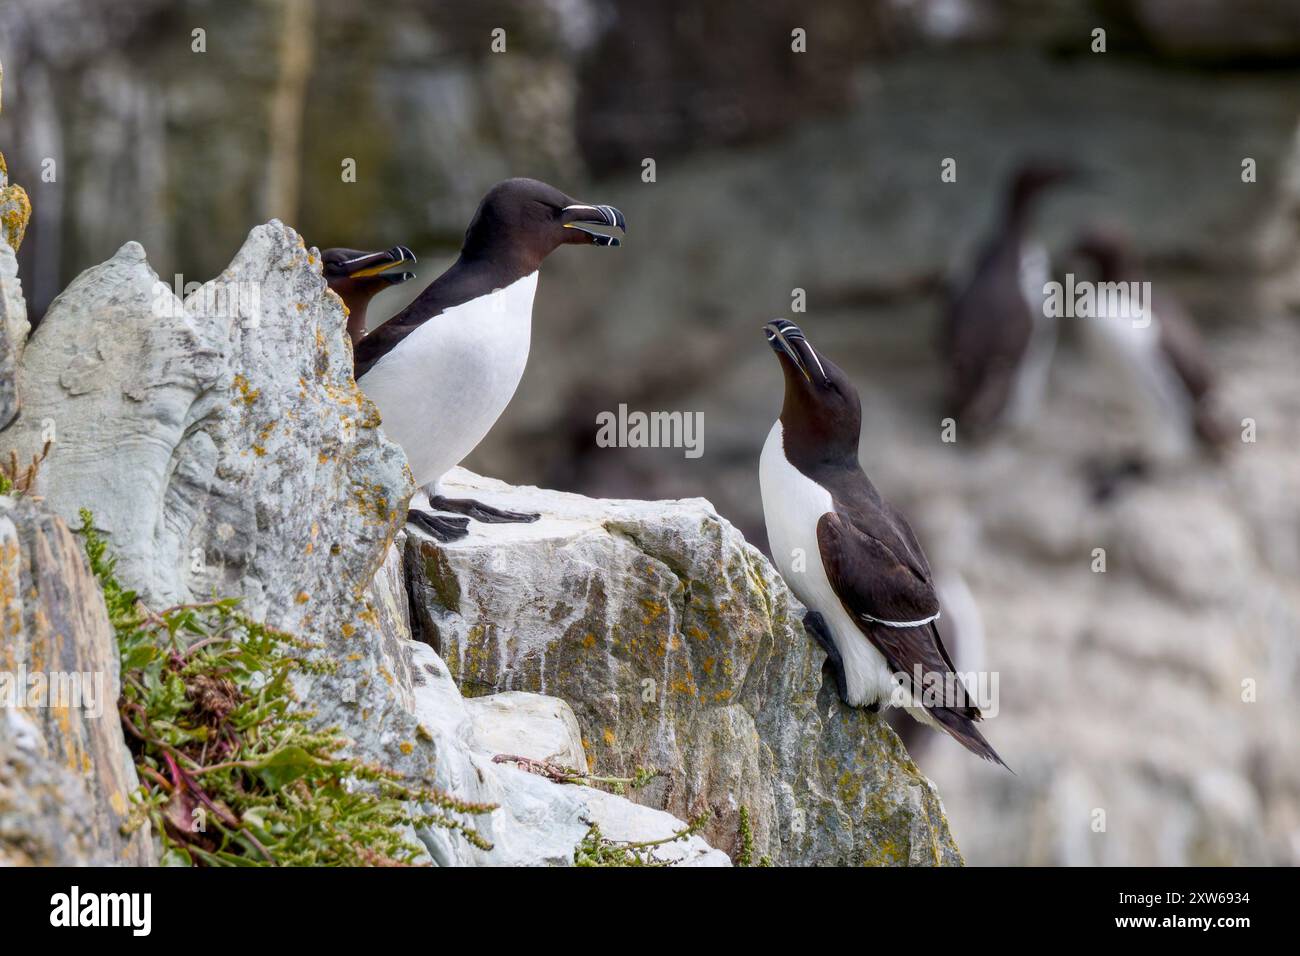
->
<box><xmin>562</xmin><ymin>204</ymin><xmax>627</xmax><ymax>247</ymax></box>
<box><xmin>341</xmin><ymin>246</ymin><xmax>418</xmax><ymax>283</ymax></box>
<box><xmin>764</xmin><ymin>320</ymin><xmax>827</xmax><ymax>385</ymax></box>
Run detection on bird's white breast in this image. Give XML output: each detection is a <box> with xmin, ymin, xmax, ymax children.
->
<box><xmin>358</xmin><ymin>271</ymin><xmax>538</xmax><ymax>488</ymax></box>
<box><xmin>759</xmin><ymin>421</ymin><xmax>896</xmax><ymax>707</ymax></box>
<box><xmin>1008</xmin><ymin>242</ymin><xmax>1057</xmax><ymax>426</ymax></box>
<box><xmin>1082</xmin><ymin>298</ymin><xmax>1194</xmax><ymax>455</ymax></box>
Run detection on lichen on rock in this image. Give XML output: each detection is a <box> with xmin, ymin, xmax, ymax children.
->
<box><xmin>0</xmin><ymin>495</ymin><xmax>153</xmax><ymax>865</ymax></box>
<box><xmin>0</xmin><ymin>219</ymin><xmax>735</xmax><ymax>866</ymax></box>
<box><xmin>0</xmin><ymin>59</ymin><xmax>30</xmax><ymax>254</ymax></box>
<box><xmin>0</xmin><ymin>241</ymin><xmax>28</xmax><ymax>430</ymax></box>
<box><xmin>407</xmin><ymin>469</ymin><xmax>963</xmax><ymax>865</ymax></box>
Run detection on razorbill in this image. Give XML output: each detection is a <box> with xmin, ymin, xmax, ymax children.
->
<box><xmin>354</xmin><ymin>178</ymin><xmax>625</xmax><ymax>542</ymax></box>
<box><xmin>759</xmin><ymin>319</ymin><xmax>1005</xmax><ymax>766</ymax></box>
<box><xmin>322</xmin><ymin>246</ymin><xmax>418</xmax><ymax>345</ymax></box>
<box><xmin>941</xmin><ymin>161</ymin><xmax>1081</xmax><ymax>436</ymax></box>
<box><xmin>1072</xmin><ymin>225</ymin><xmax>1227</xmax><ymax>459</ymax></box>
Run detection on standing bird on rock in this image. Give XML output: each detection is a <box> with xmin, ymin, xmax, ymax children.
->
<box><xmin>322</xmin><ymin>246</ymin><xmax>418</xmax><ymax>346</ymax></box>
<box><xmin>1072</xmin><ymin>225</ymin><xmax>1227</xmax><ymax>459</ymax></box>
<box><xmin>759</xmin><ymin>320</ymin><xmax>1005</xmax><ymax>766</ymax></box>
<box><xmin>354</xmin><ymin>178</ymin><xmax>625</xmax><ymax>542</ymax></box>
<box><xmin>941</xmin><ymin>162</ymin><xmax>1080</xmax><ymax>436</ymax></box>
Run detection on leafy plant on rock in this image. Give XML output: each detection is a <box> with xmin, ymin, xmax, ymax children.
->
<box><xmin>574</xmin><ymin>811</ymin><xmax>712</xmax><ymax>867</ymax></box>
<box><xmin>78</xmin><ymin>509</ymin><xmax>494</xmax><ymax>866</ymax></box>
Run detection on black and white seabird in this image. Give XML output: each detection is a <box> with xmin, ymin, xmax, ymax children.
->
<box><xmin>354</xmin><ymin>178</ymin><xmax>626</xmax><ymax>542</ymax></box>
<box><xmin>941</xmin><ymin>162</ymin><xmax>1081</xmax><ymax>435</ymax></box>
<box><xmin>1072</xmin><ymin>225</ymin><xmax>1227</xmax><ymax>458</ymax></box>
<box><xmin>759</xmin><ymin>319</ymin><xmax>1005</xmax><ymax>766</ymax></box>
<box><xmin>887</xmin><ymin>567</ymin><xmax>987</xmax><ymax>762</ymax></box>
<box><xmin>322</xmin><ymin>246</ymin><xmax>418</xmax><ymax>346</ymax></box>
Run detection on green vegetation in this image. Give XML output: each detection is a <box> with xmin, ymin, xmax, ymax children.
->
<box><xmin>491</xmin><ymin>753</ymin><xmax>660</xmax><ymax>795</ymax></box>
<box><xmin>490</xmin><ymin>753</ymin><xmax>707</xmax><ymax>866</ymax></box>
<box><xmin>78</xmin><ymin>509</ymin><xmax>494</xmax><ymax>866</ymax></box>
<box><xmin>735</xmin><ymin>805</ymin><xmax>754</xmax><ymax>866</ymax></box>
<box><xmin>0</xmin><ymin>441</ymin><xmax>50</xmax><ymax>496</ymax></box>
<box><xmin>574</xmin><ymin>812</ymin><xmax>711</xmax><ymax>867</ymax></box>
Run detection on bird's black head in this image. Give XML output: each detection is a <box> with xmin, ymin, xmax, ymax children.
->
<box><xmin>322</xmin><ymin>246</ymin><xmax>417</xmax><ymax>301</ymax></box>
<box><xmin>764</xmin><ymin>320</ymin><xmax>861</xmax><ymax>463</ymax></box>
<box><xmin>1072</xmin><ymin>224</ymin><xmax>1134</xmax><ymax>281</ymax></box>
<box><xmin>461</xmin><ymin>178</ymin><xmax>626</xmax><ymax>274</ymax></box>
<box><xmin>1009</xmin><ymin>159</ymin><xmax>1086</xmax><ymax>215</ymax></box>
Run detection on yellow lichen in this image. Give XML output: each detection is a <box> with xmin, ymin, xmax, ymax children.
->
<box><xmin>0</xmin><ymin>183</ymin><xmax>31</xmax><ymax>251</ymax></box>
<box><xmin>231</xmin><ymin>374</ymin><xmax>260</xmax><ymax>407</ymax></box>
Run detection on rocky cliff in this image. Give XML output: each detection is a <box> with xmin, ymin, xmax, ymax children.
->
<box><xmin>409</xmin><ymin>470</ymin><xmax>960</xmax><ymax>864</ymax></box>
<box><xmin>0</xmin><ymin>495</ymin><xmax>153</xmax><ymax>865</ymax></box>
<box><xmin>0</xmin><ymin>214</ymin><xmax>959</xmax><ymax>866</ymax></box>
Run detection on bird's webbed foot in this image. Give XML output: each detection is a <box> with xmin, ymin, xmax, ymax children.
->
<box><xmin>428</xmin><ymin>495</ymin><xmax>540</xmax><ymax>524</ymax></box>
<box><xmin>803</xmin><ymin>611</ymin><xmax>850</xmax><ymax>704</ymax></box>
<box><xmin>407</xmin><ymin>509</ymin><xmax>470</xmax><ymax>542</ymax></box>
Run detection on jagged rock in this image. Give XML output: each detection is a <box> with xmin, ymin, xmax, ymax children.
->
<box><xmin>465</xmin><ymin>691</ymin><xmax>589</xmax><ymax>773</ymax></box>
<box><xmin>571</xmin><ymin>785</ymin><xmax>731</xmax><ymax>867</ymax></box>
<box><xmin>0</xmin><ymin>495</ymin><xmax>153</xmax><ymax>865</ymax></box>
<box><xmin>1</xmin><ymin>222</ymin><xmax>730</xmax><ymax>866</ymax></box>
<box><xmin>407</xmin><ymin>468</ymin><xmax>963</xmax><ymax>866</ymax></box>
<box><xmin>0</xmin><ymin>59</ymin><xmax>29</xmax><ymax>430</ymax></box>
<box><xmin>0</xmin><ymin>241</ymin><xmax>27</xmax><ymax>429</ymax></box>
<box><xmin>0</xmin><ymin>222</ymin><xmax>449</xmax><ymax>859</ymax></box>
<box><xmin>0</xmin><ymin>58</ymin><xmax>29</xmax><ymax>256</ymax></box>
<box><xmin>403</xmin><ymin>635</ymin><xmax>727</xmax><ymax>866</ymax></box>
<box><xmin>2</xmin><ymin>224</ymin><xmax>411</xmax><ymax>619</ymax></box>
<box><xmin>0</xmin><ymin>175</ymin><xmax>28</xmax><ymax>256</ymax></box>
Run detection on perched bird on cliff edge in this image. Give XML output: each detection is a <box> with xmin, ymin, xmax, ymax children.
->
<box><xmin>759</xmin><ymin>320</ymin><xmax>1006</xmax><ymax>766</ymax></box>
<box><xmin>354</xmin><ymin>178</ymin><xmax>626</xmax><ymax>542</ymax></box>
<box><xmin>941</xmin><ymin>161</ymin><xmax>1082</xmax><ymax>437</ymax></box>
<box><xmin>1072</xmin><ymin>224</ymin><xmax>1228</xmax><ymax>462</ymax></box>
<box><xmin>323</xmin><ymin>246</ymin><xmax>418</xmax><ymax>346</ymax></box>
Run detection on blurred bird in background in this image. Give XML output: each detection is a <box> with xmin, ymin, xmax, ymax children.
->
<box><xmin>941</xmin><ymin>162</ymin><xmax>1083</xmax><ymax>438</ymax></box>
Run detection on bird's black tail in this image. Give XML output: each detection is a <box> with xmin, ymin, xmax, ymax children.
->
<box><xmin>924</xmin><ymin>705</ymin><xmax>1011</xmax><ymax>771</ymax></box>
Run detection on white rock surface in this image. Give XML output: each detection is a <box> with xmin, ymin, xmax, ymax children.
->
<box><xmin>465</xmin><ymin>691</ymin><xmax>589</xmax><ymax>773</ymax></box>
<box><xmin>0</xmin><ymin>241</ymin><xmax>26</xmax><ymax>429</ymax></box>
<box><xmin>0</xmin><ymin>222</ymin><xmax>731</xmax><ymax>867</ymax></box>
<box><xmin>407</xmin><ymin>468</ymin><xmax>964</xmax><ymax>866</ymax></box>
<box><xmin>403</xmin><ymin>637</ymin><xmax>726</xmax><ymax>866</ymax></box>
<box><xmin>573</xmin><ymin>786</ymin><xmax>731</xmax><ymax>867</ymax></box>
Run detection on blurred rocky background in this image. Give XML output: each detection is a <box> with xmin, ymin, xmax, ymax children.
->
<box><xmin>1</xmin><ymin>0</ymin><xmax>1297</xmax><ymax>864</ymax></box>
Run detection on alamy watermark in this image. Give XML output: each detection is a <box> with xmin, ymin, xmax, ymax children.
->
<box><xmin>1043</xmin><ymin>273</ymin><xmax>1152</xmax><ymax>328</ymax></box>
<box><xmin>595</xmin><ymin>404</ymin><xmax>704</xmax><ymax>459</ymax></box>
<box><xmin>50</xmin><ymin>886</ymin><xmax>151</xmax><ymax>936</ymax></box>
<box><xmin>0</xmin><ymin>668</ymin><xmax>107</xmax><ymax>718</ymax></box>
<box><xmin>152</xmin><ymin>274</ymin><xmax>263</xmax><ymax>325</ymax></box>
<box><xmin>888</xmin><ymin>665</ymin><xmax>999</xmax><ymax>716</ymax></box>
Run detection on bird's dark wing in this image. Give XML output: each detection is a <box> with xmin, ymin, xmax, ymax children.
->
<box><xmin>875</xmin><ymin>502</ymin><xmax>964</xmax><ymax>675</ymax></box>
<box><xmin>1154</xmin><ymin>296</ymin><xmax>1214</xmax><ymax>401</ymax></box>
<box><xmin>942</xmin><ymin>243</ymin><xmax>1034</xmax><ymax>429</ymax></box>
<box><xmin>819</xmin><ymin>512</ymin><xmax>978</xmax><ymax>716</ymax></box>
<box><xmin>818</xmin><ymin>511</ymin><xmax>1003</xmax><ymax>765</ymax></box>
<box><xmin>1151</xmin><ymin>294</ymin><xmax>1230</xmax><ymax>445</ymax></box>
<box><xmin>817</xmin><ymin>510</ymin><xmax>939</xmax><ymax>629</ymax></box>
